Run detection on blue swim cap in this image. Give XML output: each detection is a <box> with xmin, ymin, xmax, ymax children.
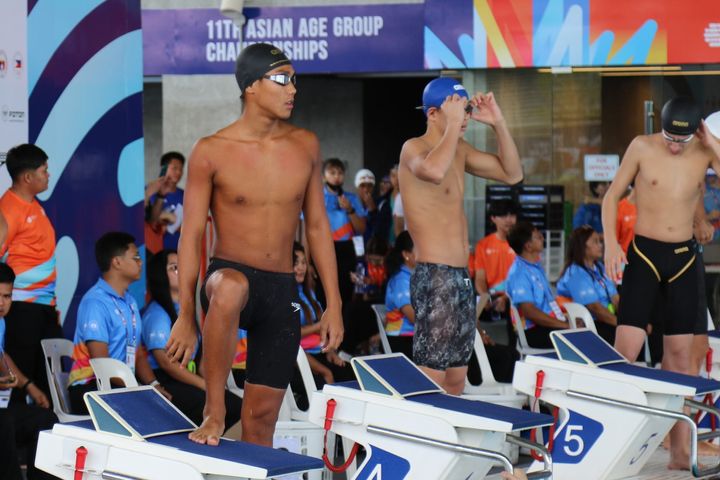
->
<box><xmin>419</xmin><ymin>77</ymin><xmax>469</xmax><ymax>115</ymax></box>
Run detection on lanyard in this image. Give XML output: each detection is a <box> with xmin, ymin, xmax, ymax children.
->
<box><xmin>523</xmin><ymin>259</ymin><xmax>564</xmax><ymax>320</ymax></box>
<box><xmin>110</xmin><ymin>296</ymin><xmax>137</xmax><ymax>348</ymax></box>
<box><xmin>583</xmin><ymin>263</ymin><xmax>612</xmax><ymax>302</ymax></box>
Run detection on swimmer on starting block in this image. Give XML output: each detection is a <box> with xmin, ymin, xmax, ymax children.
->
<box><xmin>399</xmin><ymin>78</ymin><xmax>523</xmax><ymax>394</ymax></box>
<box><xmin>603</xmin><ymin>97</ymin><xmax>720</xmax><ymax>470</ymax></box>
<box><xmin>166</xmin><ymin>43</ymin><xmax>343</xmax><ymax>447</ymax></box>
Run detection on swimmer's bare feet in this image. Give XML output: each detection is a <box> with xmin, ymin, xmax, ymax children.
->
<box><xmin>189</xmin><ymin>415</ymin><xmax>225</xmax><ymax>446</ymax></box>
<box><xmin>667</xmin><ymin>454</ymin><xmax>690</xmax><ymax>471</ymax></box>
<box><xmin>698</xmin><ymin>440</ymin><xmax>720</xmax><ymax>456</ymax></box>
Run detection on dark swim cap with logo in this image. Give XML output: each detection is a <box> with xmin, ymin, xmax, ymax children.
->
<box><xmin>235</xmin><ymin>43</ymin><xmax>292</xmax><ymax>96</ymax></box>
<box><xmin>661</xmin><ymin>97</ymin><xmax>701</xmax><ymax>136</ymax></box>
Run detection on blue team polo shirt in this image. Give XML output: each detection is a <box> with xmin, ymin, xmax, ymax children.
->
<box><xmin>572</xmin><ymin>203</ymin><xmax>603</xmax><ymax>233</ymax></box>
<box><xmin>384</xmin><ymin>265</ymin><xmax>414</xmax><ymax>337</ymax></box>
<box><xmin>0</xmin><ymin>317</ymin><xmax>5</xmax><ymax>354</ymax></box>
<box><xmin>73</xmin><ymin>278</ymin><xmax>142</xmax><ymax>367</ymax></box>
<box><xmin>141</xmin><ymin>300</ymin><xmax>195</xmax><ymax>370</ymax></box>
<box><xmin>298</xmin><ymin>284</ymin><xmax>322</xmax><ymax>354</ymax></box>
<box><xmin>323</xmin><ymin>185</ymin><xmax>367</xmax><ymax>241</ymax></box>
<box><xmin>557</xmin><ymin>263</ymin><xmax>618</xmax><ymax>313</ymax></box>
<box><xmin>507</xmin><ymin>257</ymin><xmax>558</xmax><ymax>329</ymax></box>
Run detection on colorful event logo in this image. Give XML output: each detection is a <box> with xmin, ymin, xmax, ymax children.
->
<box><xmin>424</xmin><ymin>0</ymin><xmax>720</xmax><ymax>69</ymax></box>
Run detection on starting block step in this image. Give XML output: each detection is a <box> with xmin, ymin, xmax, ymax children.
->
<box><xmin>35</xmin><ymin>386</ymin><xmax>324</xmax><ymax>479</ymax></box>
<box><xmin>310</xmin><ymin>353</ymin><xmax>554</xmax><ymax>479</ymax></box>
<box><xmin>514</xmin><ymin>329</ymin><xmax>720</xmax><ymax>479</ymax></box>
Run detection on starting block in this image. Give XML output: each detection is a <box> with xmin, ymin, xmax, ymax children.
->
<box><xmin>308</xmin><ymin>353</ymin><xmax>554</xmax><ymax>479</ymax></box>
<box><xmin>35</xmin><ymin>386</ymin><xmax>323</xmax><ymax>479</ymax></box>
<box><xmin>513</xmin><ymin>329</ymin><xmax>720</xmax><ymax>479</ymax></box>
<box><xmin>699</xmin><ymin>329</ymin><xmax>720</xmax><ymax>432</ymax></box>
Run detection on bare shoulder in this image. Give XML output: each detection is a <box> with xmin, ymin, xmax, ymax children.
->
<box><xmin>400</xmin><ymin>136</ymin><xmax>428</xmax><ymax>162</ymax></box>
<box><xmin>287</xmin><ymin>125</ymin><xmax>319</xmax><ymax>149</ymax></box>
<box><xmin>629</xmin><ymin>134</ymin><xmax>654</xmax><ymax>152</ymax></box>
<box><xmin>187</xmin><ymin>135</ymin><xmax>217</xmax><ymax>169</ymax></box>
<box><xmin>624</xmin><ymin>134</ymin><xmax>655</xmax><ymax>162</ymax></box>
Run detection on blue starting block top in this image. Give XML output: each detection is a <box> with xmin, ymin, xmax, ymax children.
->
<box><xmin>550</xmin><ymin>329</ymin><xmax>626</xmax><ymax>366</ymax></box>
<box><xmin>150</xmin><ymin>433</ymin><xmax>324</xmax><ymax>477</ymax></box>
<box><xmin>602</xmin><ymin>363</ymin><xmax>720</xmax><ymax>395</ymax></box>
<box><xmin>709</xmin><ymin>330</ymin><xmax>720</xmax><ymax>340</ymax></box>
<box><xmin>85</xmin><ymin>387</ymin><xmax>195</xmax><ymax>439</ymax></box>
<box><xmin>355</xmin><ymin>355</ymin><xmax>443</xmax><ymax>397</ymax></box>
<box><xmin>410</xmin><ymin>393</ymin><xmax>553</xmax><ymax>430</ymax></box>
<box><xmin>334</xmin><ymin>380</ymin><xmax>553</xmax><ymax>430</ymax></box>
<box><xmin>66</xmin><ymin>416</ymin><xmax>324</xmax><ymax>477</ymax></box>
<box><xmin>547</xmin><ymin>329</ymin><xmax>720</xmax><ymax>394</ymax></box>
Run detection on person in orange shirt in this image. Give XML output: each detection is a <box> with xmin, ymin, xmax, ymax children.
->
<box><xmin>0</xmin><ymin>144</ymin><xmax>62</xmax><ymax>400</ymax></box>
<box><xmin>474</xmin><ymin>200</ymin><xmax>518</xmax><ymax>342</ymax></box>
<box><xmin>616</xmin><ymin>188</ymin><xmax>637</xmax><ymax>255</ymax></box>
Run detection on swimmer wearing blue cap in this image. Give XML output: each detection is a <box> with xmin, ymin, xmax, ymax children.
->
<box><xmin>166</xmin><ymin>43</ymin><xmax>343</xmax><ymax>448</ymax></box>
<box><xmin>602</xmin><ymin>97</ymin><xmax>720</xmax><ymax>471</ymax></box>
<box><xmin>399</xmin><ymin>77</ymin><xmax>523</xmax><ymax>395</ymax></box>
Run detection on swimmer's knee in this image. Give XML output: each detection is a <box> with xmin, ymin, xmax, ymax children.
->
<box><xmin>207</xmin><ymin>269</ymin><xmax>249</xmax><ymax>311</ymax></box>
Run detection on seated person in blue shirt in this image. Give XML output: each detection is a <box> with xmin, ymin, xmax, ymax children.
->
<box><xmin>507</xmin><ymin>222</ymin><xmax>573</xmax><ymax>349</ymax></box>
<box><xmin>143</xmin><ymin>250</ymin><xmax>241</xmax><ymax>429</ymax></box>
<box><xmin>68</xmin><ymin>232</ymin><xmax>168</xmax><ymax>414</ymax></box>
<box><xmin>292</xmin><ymin>243</ymin><xmax>353</xmax><ymax>387</ymax></box>
<box><xmin>572</xmin><ymin>181</ymin><xmax>609</xmax><ymax>234</ymax></box>
<box><xmin>557</xmin><ymin>226</ymin><xmax>618</xmax><ymax>344</ymax></box>
<box><xmin>384</xmin><ymin>231</ymin><xmax>416</xmax><ymax>359</ymax></box>
<box><xmin>0</xmin><ymin>263</ymin><xmax>57</xmax><ymax>480</ymax></box>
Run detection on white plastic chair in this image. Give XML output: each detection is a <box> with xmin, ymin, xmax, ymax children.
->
<box><xmin>562</xmin><ymin>302</ymin><xmax>597</xmax><ymax>332</ymax></box>
<box><xmin>40</xmin><ymin>338</ymin><xmax>90</xmax><ymax>423</ymax></box>
<box><xmin>563</xmin><ymin>302</ymin><xmax>656</xmax><ymax>366</ymax></box>
<box><xmin>88</xmin><ymin>358</ymin><xmax>138</xmax><ymax>391</ymax></box>
<box><xmin>463</xmin><ymin>330</ymin><xmax>518</xmax><ymax>397</ymax></box>
<box><xmin>226</xmin><ymin>370</ymin><xmax>244</xmax><ymax>399</ymax></box>
<box><xmin>371</xmin><ymin>304</ymin><xmax>392</xmax><ymax>354</ymax></box>
<box><xmin>509</xmin><ymin>304</ymin><xmax>556</xmax><ymax>358</ymax></box>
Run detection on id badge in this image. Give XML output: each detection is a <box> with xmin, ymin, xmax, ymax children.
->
<box><xmin>126</xmin><ymin>345</ymin><xmax>137</xmax><ymax>373</ymax></box>
<box><xmin>0</xmin><ymin>389</ymin><xmax>10</xmax><ymax>409</ymax></box>
<box><xmin>352</xmin><ymin>235</ymin><xmax>365</xmax><ymax>257</ymax></box>
<box><xmin>550</xmin><ymin>301</ymin><xmax>565</xmax><ymax>322</ymax></box>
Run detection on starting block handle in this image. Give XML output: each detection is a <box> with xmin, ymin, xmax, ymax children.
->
<box><xmin>687</xmin><ymin>399</ymin><xmax>720</xmax><ymax>445</ymax></box>
<box><xmin>567</xmin><ymin>390</ymin><xmax>720</xmax><ymax>478</ymax></box>
<box><xmin>366</xmin><ymin>425</ymin><xmax>520</xmax><ymax>477</ymax></box>
<box><xmin>101</xmin><ymin>472</ymin><xmax>143</xmax><ymax>480</ymax></box>
<box><xmin>505</xmin><ymin>434</ymin><xmax>553</xmax><ymax>480</ymax></box>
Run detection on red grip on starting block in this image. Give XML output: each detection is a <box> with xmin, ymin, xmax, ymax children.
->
<box><xmin>74</xmin><ymin>446</ymin><xmax>87</xmax><ymax>480</ymax></box>
<box><xmin>324</xmin><ymin>399</ymin><xmax>337</xmax><ymax>431</ymax></box>
<box><xmin>535</xmin><ymin>370</ymin><xmax>545</xmax><ymax>398</ymax></box>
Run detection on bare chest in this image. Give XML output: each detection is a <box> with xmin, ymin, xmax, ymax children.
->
<box><xmin>211</xmin><ymin>142</ymin><xmax>312</xmax><ymax>208</ymax></box>
<box><xmin>636</xmin><ymin>154</ymin><xmax>706</xmax><ymax>201</ymax></box>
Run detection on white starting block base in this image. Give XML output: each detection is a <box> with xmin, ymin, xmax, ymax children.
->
<box><xmin>487</xmin><ymin>449</ymin><xmax>720</xmax><ymax>480</ymax></box>
<box><xmin>36</xmin><ymin>386</ymin><xmax>323</xmax><ymax>479</ymax></box>
<box><xmin>309</xmin><ymin>353</ymin><xmax>553</xmax><ymax>479</ymax></box>
<box><xmin>513</xmin><ymin>329</ymin><xmax>720</xmax><ymax>480</ymax></box>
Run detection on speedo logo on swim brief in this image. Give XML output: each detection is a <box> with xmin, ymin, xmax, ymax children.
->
<box><xmin>672</xmin><ymin>120</ymin><xmax>689</xmax><ymax>127</ymax></box>
<box><xmin>291</xmin><ymin>302</ymin><xmax>301</xmax><ymax>312</ymax></box>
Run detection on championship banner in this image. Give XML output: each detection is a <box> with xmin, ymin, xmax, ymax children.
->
<box><xmin>0</xmin><ymin>0</ymin><xmax>29</xmax><ymax>193</ymax></box>
<box><xmin>142</xmin><ymin>4</ymin><xmax>425</xmax><ymax>75</ymax></box>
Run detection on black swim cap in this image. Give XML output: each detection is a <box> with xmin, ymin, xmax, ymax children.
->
<box><xmin>235</xmin><ymin>43</ymin><xmax>292</xmax><ymax>96</ymax></box>
<box><xmin>661</xmin><ymin>97</ymin><xmax>701</xmax><ymax>136</ymax></box>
